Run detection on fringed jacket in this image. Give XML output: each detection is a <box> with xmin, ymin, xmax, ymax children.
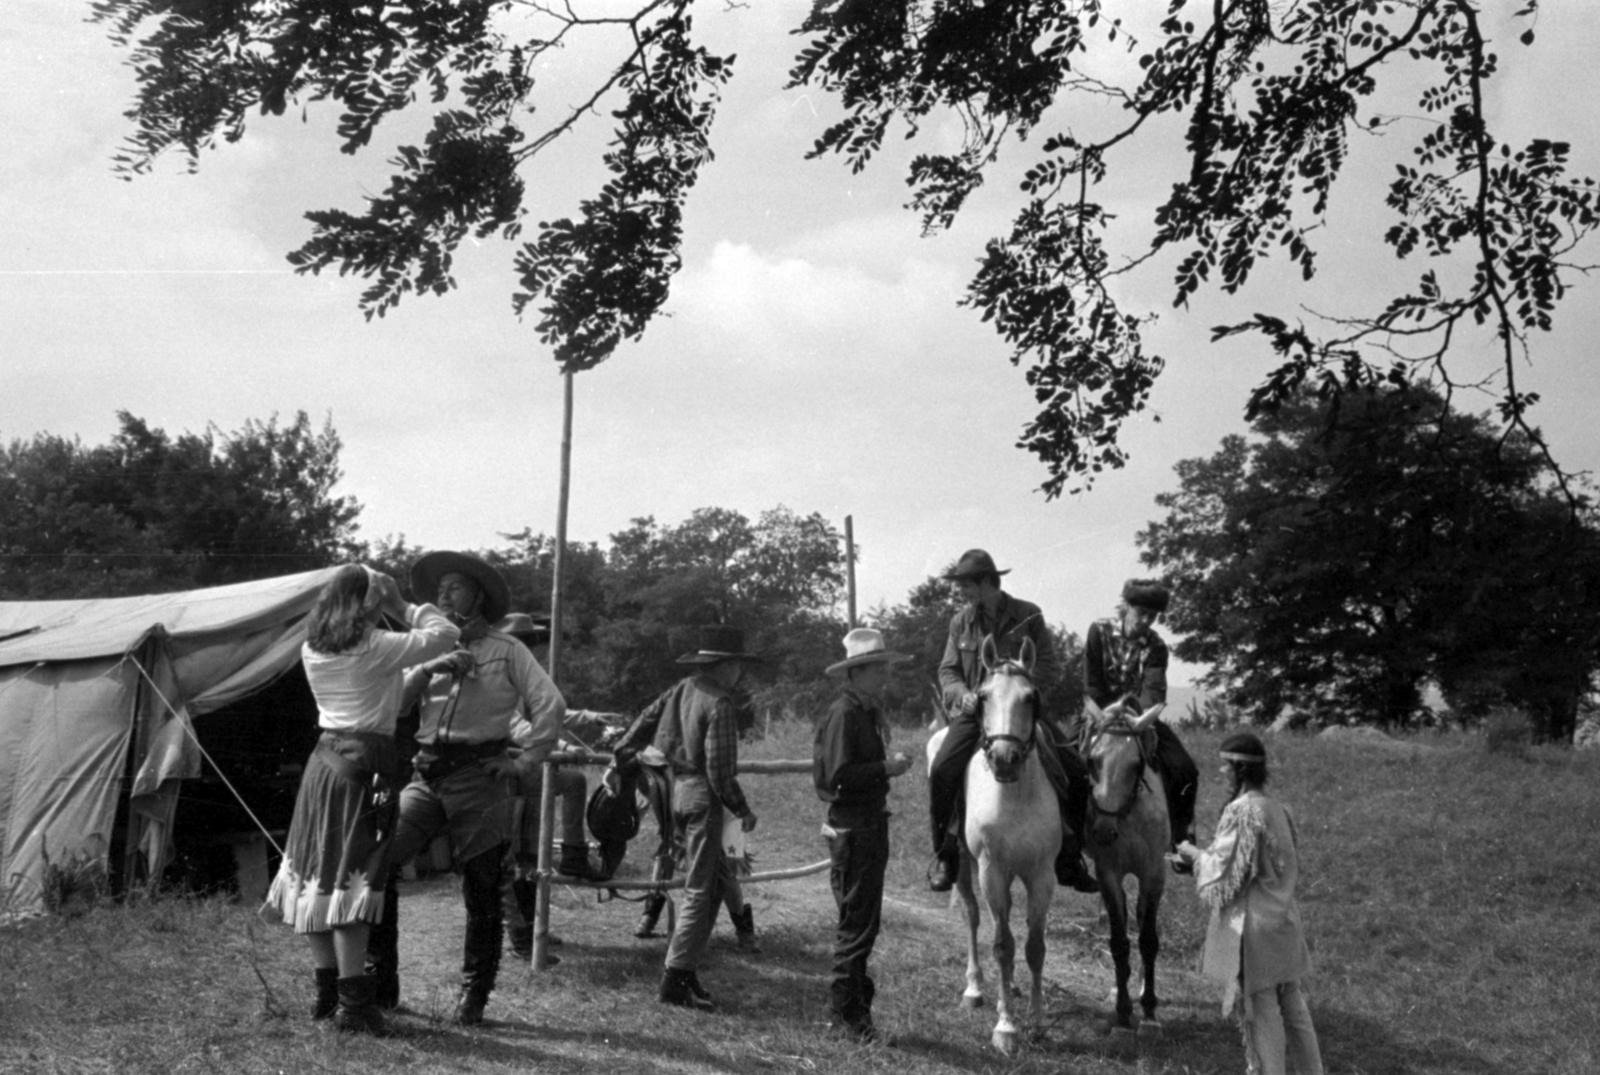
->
<box><xmin>1194</xmin><ymin>790</ymin><xmax>1313</xmax><ymax>1013</ymax></box>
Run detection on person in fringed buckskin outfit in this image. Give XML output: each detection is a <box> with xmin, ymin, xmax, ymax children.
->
<box><xmin>616</xmin><ymin>624</ymin><xmax>762</xmax><ymax>1011</ymax></box>
<box><xmin>814</xmin><ymin>628</ymin><xmax>915</xmax><ymax>1045</ymax></box>
<box><xmin>1076</xmin><ymin>578</ymin><xmax>1200</xmax><ymax>870</ymax></box>
<box><xmin>366</xmin><ymin>551</ymin><xmax>566</xmax><ymax>1027</ymax></box>
<box><xmin>925</xmin><ymin>549</ymin><xmax>1098</xmax><ymax>894</ymax></box>
<box><xmin>1175</xmin><ymin>732</ymin><xmax>1324</xmax><ymax>1075</ymax></box>
<box><xmin>267</xmin><ymin>565</ymin><xmax>458</xmax><ymax>1034</ymax></box>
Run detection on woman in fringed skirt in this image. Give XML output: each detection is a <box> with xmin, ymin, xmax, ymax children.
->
<box><xmin>266</xmin><ymin>564</ymin><xmax>458</xmax><ymax>1033</ymax></box>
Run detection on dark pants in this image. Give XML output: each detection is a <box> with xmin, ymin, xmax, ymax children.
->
<box><xmin>928</xmin><ymin>712</ymin><xmax>1089</xmax><ymax>853</ymax></box>
<box><xmin>826</xmin><ymin>811</ymin><xmax>888</xmax><ymax>1025</ymax></box>
<box><xmin>1152</xmin><ymin>721</ymin><xmax>1198</xmax><ymax>842</ymax></box>
<box><xmin>369</xmin><ymin>810</ymin><xmax>508</xmax><ymax>1000</ymax></box>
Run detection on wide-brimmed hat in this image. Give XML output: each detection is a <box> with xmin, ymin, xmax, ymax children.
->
<box><xmin>496</xmin><ymin>612</ymin><xmax>551</xmax><ymax>641</ymax></box>
<box><xmin>825</xmin><ymin>627</ymin><xmax>913</xmax><ymax>677</ymax></box>
<box><xmin>943</xmin><ymin>549</ymin><xmax>1011</xmax><ymax>581</ymax></box>
<box><xmin>410</xmin><ymin>551</ymin><xmax>511</xmax><ymax>623</ymax></box>
<box><xmin>1121</xmin><ymin>578</ymin><xmax>1171</xmax><ymax>613</ymax></box>
<box><xmin>676</xmin><ymin>624</ymin><xmax>763</xmax><ymax>665</ymax></box>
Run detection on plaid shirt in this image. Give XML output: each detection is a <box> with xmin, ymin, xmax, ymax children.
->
<box><xmin>649</xmin><ymin>674</ymin><xmax>750</xmax><ymax>818</ymax></box>
<box><xmin>1084</xmin><ymin>618</ymin><xmax>1168</xmax><ymax>712</ymax></box>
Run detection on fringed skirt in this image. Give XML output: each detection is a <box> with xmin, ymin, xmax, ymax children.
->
<box><xmin>266</xmin><ymin>730</ymin><xmax>398</xmax><ymax>933</ymax></box>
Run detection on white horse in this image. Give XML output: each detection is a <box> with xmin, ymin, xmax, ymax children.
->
<box><xmin>925</xmin><ymin>636</ymin><xmax>1060</xmax><ymax>1055</ymax></box>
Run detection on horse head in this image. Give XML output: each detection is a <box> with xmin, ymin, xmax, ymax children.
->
<box><xmin>1084</xmin><ymin>698</ymin><xmax>1164</xmax><ymax>845</ymax></box>
<box><xmin>977</xmin><ymin>635</ymin><xmax>1039</xmax><ymax>784</ymax></box>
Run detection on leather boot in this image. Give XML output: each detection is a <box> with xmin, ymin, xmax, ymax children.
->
<box><xmin>311</xmin><ymin>967</ymin><xmax>339</xmax><ymax>1021</ymax></box>
<box><xmin>333</xmin><ymin>974</ymin><xmax>387</xmax><ymax>1035</ymax></box>
<box><xmin>558</xmin><ymin>842</ymin><xmax>608</xmax><ymax>882</ymax></box>
<box><xmin>658</xmin><ymin>967</ymin><xmax>715</xmax><ymax>1011</ymax></box>
<box><xmin>635</xmin><ymin>893</ymin><xmax>666</xmax><ymax>938</ymax></box>
<box><xmin>926</xmin><ymin>833</ymin><xmax>960</xmax><ymax>892</ymax></box>
<box><xmin>730</xmin><ymin>905</ymin><xmax>761</xmax><ymax>953</ymax></box>
<box><xmin>508</xmin><ymin>923</ymin><xmax>534</xmax><ymax>960</ymax></box>
<box><xmin>454</xmin><ymin>985</ymin><xmax>490</xmax><ymax>1027</ymax></box>
<box><xmin>1054</xmin><ymin>825</ymin><xmax>1100</xmax><ymax>893</ymax></box>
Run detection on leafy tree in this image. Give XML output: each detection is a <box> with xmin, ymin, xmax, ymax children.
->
<box><xmin>94</xmin><ymin>1</ymin><xmax>1595</xmax><ymax>497</ymax></box>
<box><xmin>0</xmin><ymin>411</ymin><xmax>363</xmax><ymax>599</ymax></box>
<box><xmin>1138</xmin><ymin>386</ymin><xmax>1600</xmax><ymax>737</ymax></box>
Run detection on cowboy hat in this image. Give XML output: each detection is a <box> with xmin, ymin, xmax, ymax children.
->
<box><xmin>943</xmin><ymin>548</ymin><xmax>1011</xmax><ymax>580</ymax></box>
<box><xmin>496</xmin><ymin>612</ymin><xmax>551</xmax><ymax>641</ymax></box>
<box><xmin>1121</xmin><ymin>578</ymin><xmax>1171</xmax><ymax>613</ymax></box>
<box><xmin>410</xmin><ymin>551</ymin><xmax>511</xmax><ymax>623</ymax></box>
<box><xmin>825</xmin><ymin>627</ymin><xmax>913</xmax><ymax>677</ymax></box>
<box><xmin>676</xmin><ymin>624</ymin><xmax>764</xmax><ymax>665</ymax></box>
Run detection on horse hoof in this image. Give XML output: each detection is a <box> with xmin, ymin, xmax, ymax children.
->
<box><xmin>961</xmin><ymin>992</ymin><xmax>986</xmax><ymax>1009</ymax></box>
<box><xmin>991</xmin><ymin>1028</ymin><xmax>1020</xmax><ymax>1056</ymax></box>
<box><xmin>1140</xmin><ymin>1016</ymin><xmax>1163</xmax><ymax>1034</ymax></box>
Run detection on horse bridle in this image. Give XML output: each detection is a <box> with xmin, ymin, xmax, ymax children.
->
<box><xmin>1087</xmin><ymin>719</ymin><xmax>1155</xmax><ymax>823</ymax></box>
<box><xmin>979</xmin><ymin>665</ymin><xmax>1039</xmax><ymax>776</ymax></box>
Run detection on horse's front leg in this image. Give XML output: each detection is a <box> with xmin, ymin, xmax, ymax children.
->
<box><xmin>1136</xmin><ymin>882</ymin><xmax>1163</xmax><ymax>1022</ymax></box>
<box><xmin>1104</xmin><ymin>886</ymin><xmax>1135</xmax><ymax>1031</ymax></box>
<box><xmin>982</xmin><ymin>864</ymin><xmax>1021</xmax><ymax>1056</ymax></box>
<box><xmin>957</xmin><ymin>852</ymin><xmax>985</xmax><ymax>1009</ymax></box>
<box><xmin>1023</xmin><ymin>870</ymin><xmax>1053</xmax><ymax>1029</ymax></box>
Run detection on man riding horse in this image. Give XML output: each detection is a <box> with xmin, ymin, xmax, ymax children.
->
<box><xmin>1073</xmin><ymin>578</ymin><xmax>1200</xmax><ymax>872</ymax></box>
<box><xmin>926</xmin><ymin>549</ymin><xmax>1099</xmax><ymax>894</ymax></box>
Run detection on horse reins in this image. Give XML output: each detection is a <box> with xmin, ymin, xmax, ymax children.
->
<box><xmin>1089</xmin><ymin>721</ymin><xmax>1155</xmax><ymax>822</ymax></box>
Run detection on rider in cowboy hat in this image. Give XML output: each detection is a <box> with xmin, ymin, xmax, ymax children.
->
<box><xmin>815</xmin><ymin>628</ymin><xmax>915</xmax><ymax>1045</ymax></box>
<box><xmin>926</xmin><ymin>549</ymin><xmax>1099</xmax><ymax>894</ymax></box>
<box><xmin>366</xmin><ymin>551</ymin><xmax>566</xmax><ymax>1026</ymax></box>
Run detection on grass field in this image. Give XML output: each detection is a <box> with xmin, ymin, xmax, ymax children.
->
<box><xmin>3</xmin><ymin>719</ymin><xmax>1597</xmax><ymax>1074</ymax></box>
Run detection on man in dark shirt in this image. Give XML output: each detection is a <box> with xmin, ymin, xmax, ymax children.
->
<box><xmin>814</xmin><ymin>628</ymin><xmax>914</xmax><ymax>1045</ymax></box>
<box><xmin>926</xmin><ymin>549</ymin><xmax>1098</xmax><ymax>894</ymax></box>
<box><xmin>639</xmin><ymin>624</ymin><xmax>762</xmax><ymax>1011</ymax></box>
<box><xmin>1077</xmin><ymin>578</ymin><xmax>1199</xmax><ymax>871</ymax></box>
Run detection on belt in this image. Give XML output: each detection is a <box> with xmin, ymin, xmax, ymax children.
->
<box><xmin>413</xmin><ymin>738</ymin><xmax>508</xmax><ymax>783</ymax></box>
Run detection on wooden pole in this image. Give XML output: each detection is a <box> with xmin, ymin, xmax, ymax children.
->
<box><xmin>531</xmin><ymin>759</ymin><xmax>559</xmax><ymax>971</ymax></box>
<box><xmin>547</xmin><ymin>370</ymin><xmax>574</xmax><ymax>686</ymax></box>
<box><xmin>844</xmin><ymin>514</ymin><xmax>857</xmax><ymax>628</ymax></box>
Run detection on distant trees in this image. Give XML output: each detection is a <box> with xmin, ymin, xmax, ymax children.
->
<box><xmin>0</xmin><ymin>411</ymin><xmax>362</xmax><ymax>598</ymax></box>
<box><xmin>1139</xmin><ymin>387</ymin><xmax>1600</xmax><ymax>739</ymax></box>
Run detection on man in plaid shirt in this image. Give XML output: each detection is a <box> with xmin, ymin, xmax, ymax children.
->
<box><xmin>640</xmin><ymin>624</ymin><xmax>762</xmax><ymax>1011</ymax></box>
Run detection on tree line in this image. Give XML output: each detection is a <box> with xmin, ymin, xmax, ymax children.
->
<box><xmin>4</xmin><ymin>397</ymin><xmax>1597</xmax><ymax>738</ymax></box>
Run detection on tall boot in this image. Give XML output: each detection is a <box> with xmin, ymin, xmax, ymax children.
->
<box><xmin>658</xmin><ymin>967</ymin><xmax>716</xmax><ymax>1011</ymax></box>
<box><xmin>635</xmin><ymin>892</ymin><xmax>667</xmax><ymax>938</ymax></box>
<box><xmin>730</xmin><ymin>905</ymin><xmax>761</xmax><ymax>953</ymax></box>
<box><xmin>367</xmin><ymin>878</ymin><xmax>401</xmax><ymax>1010</ymax></box>
<box><xmin>454</xmin><ymin>984</ymin><xmax>491</xmax><ymax>1027</ymax></box>
<box><xmin>333</xmin><ymin>974</ymin><xmax>387</xmax><ymax>1035</ymax></box>
<box><xmin>311</xmin><ymin>967</ymin><xmax>339</xmax><ymax>1021</ymax></box>
<box><xmin>926</xmin><ymin>832</ymin><xmax>960</xmax><ymax>893</ymax></box>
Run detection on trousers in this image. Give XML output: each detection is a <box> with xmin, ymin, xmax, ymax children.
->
<box><xmin>1243</xmin><ymin>981</ymin><xmax>1324</xmax><ymax>1075</ymax></box>
<box><xmin>662</xmin><ymin>776</ymin><xmax>725</xmax><ymax>972</ymax></box>
<box><xmin>826</xmin><ymin>813</ymin><xmax>888</xmax><ymax>1024</ymax></box>
<box><xmin>929</xmin><ymin>711</ymin><xmax>1088</xmax><ymax>853</ymax></box>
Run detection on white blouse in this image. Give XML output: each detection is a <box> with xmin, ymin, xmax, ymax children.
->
<box><xmin>302</xmin><ymin>603</ymin><xmax>459</xmax><ymax>735</ymax></box>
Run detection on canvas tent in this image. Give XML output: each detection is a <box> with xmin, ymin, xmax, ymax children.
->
<box><xmin>0</xmin><ymin>568</ymin><xmax>339</xmax><ymax>914</ymax></box>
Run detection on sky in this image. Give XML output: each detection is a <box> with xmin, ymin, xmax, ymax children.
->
<box><xmin>4</xmin><ymin>2</ymin><xmax>1600</xmax><ymax>690</ymax></box>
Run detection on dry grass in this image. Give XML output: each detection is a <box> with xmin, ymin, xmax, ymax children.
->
<box><xmin>3</xmin><ymin>720</ymin><xmax>1597</xmax><ymax>1074</ymax></box>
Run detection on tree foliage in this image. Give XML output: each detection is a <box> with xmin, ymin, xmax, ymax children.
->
<box><xmin>93</xmin><ymin>1</ymin><xmax>1595</xmax><ymax>497</ymax></box>
<box><xmin>1138</xmin><ymin>386</ymin><xmax>1600</xmax><ymax>738</ymax></box>
<box><xmin>0</xmin><ymin>411</ymin><xmax>363</xmax><ymax>598</ymax></box>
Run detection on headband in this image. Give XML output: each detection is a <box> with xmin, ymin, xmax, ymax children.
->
<box><xmin>1220</xmin><ymin>750</ymin><xmax>1265</xmax><ymax>763</ymax></box>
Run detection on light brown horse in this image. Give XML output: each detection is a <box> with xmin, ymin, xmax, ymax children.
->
<box><xmin>1081</xmin><ymin>697</ymin><xmax>1169</xmax><ymax>1030</ymax></box>
<box><xmin>926</xmin><ymin>637</ymin><xmax>1060</xmax><ymax>1055</ymax></box>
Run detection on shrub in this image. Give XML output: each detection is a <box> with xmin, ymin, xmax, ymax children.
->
<box><xmin>1482</xmin><ymin>707</ymin><xmax>1533</xmax><ymax>758</ymax></box>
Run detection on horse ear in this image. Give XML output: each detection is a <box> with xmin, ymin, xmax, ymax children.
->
<box><xmin>980</xmin><ymin>634</ymin><xmax>999</xmax><ymax>672</ymax></box>
<box><xmin>1132</xmin><ymin>703</ymin><xmax>1166</xmax><ymax>732</ymax></box>
<box><xmin>1018</xmin><ymin>637</ymin><xmax>1036</xmax><ymax>673</ymax></box>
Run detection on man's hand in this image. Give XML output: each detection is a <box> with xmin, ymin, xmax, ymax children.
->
<box><xmin>483</xmin><ymin>753</ymin><xmax>517</xmax><ymax>780</ymax></box>
<box><xmin>956</xmin><ymin>691</ymin><xmax>980</xmax><ymax>717</ymax></box>
<box><xmin>740</xmin><ymin>811</ymin><xmax>759</xmax><ymax>834</ymax></box>
<box><xmin>424</xmin><ymin>649</ymin><xmax>474</xmax><ymax>677</ymax></box>
<box><xmin>885</xmin><ymin>751</ymin><xmax>913</xmax><ymax>778</ymax></box>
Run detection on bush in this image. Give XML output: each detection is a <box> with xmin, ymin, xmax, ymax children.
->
<box><xmin>1482</xmin><ymin>707</ymin><xmax>1533</xmax><ymax>758</ymax></box>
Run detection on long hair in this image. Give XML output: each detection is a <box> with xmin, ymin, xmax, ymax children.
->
<box><xmin>306</xmin><ymin>564</ymin><xmax>372</xmax><ymax>655</ymax></box>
